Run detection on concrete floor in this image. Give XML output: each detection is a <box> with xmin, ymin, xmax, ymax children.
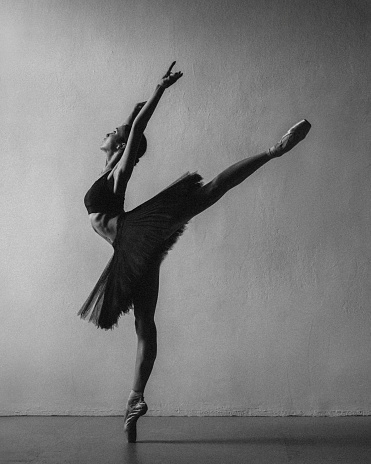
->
<box><xmin>1</xmin><ymin>416</ymin><xmax>370</xmax><ymax>464</ymax></box>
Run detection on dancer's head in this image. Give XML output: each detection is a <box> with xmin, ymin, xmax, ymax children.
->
<box><xmin>100</xmin><ymin>125</ymin><xmax>147</xmax><ymax>164</ymax></box>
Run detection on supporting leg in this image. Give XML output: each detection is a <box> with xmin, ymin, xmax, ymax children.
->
<box><xmin>124</xmin><ymin>263</ymin><xmax>160</xmax><ymax>443</ymax></box>
<box><xmin>132</xmin><ymin>318</ymin><xmax>157</xmax><ymax>393</ymax></box>
<box><xmin>132</xmin><ymin>263</ymin><xmax>160</xmax><ymax>393</ymax></box>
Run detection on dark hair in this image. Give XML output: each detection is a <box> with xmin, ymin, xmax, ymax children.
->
<box><xmin>137</xmin><ymin>134</ymin><xmax>147</xmax><ymax>159</ymax></box>
<box><xmin>121</xmin><ymin>125</ymin><xmax>147</xmax><ymax>160</ymax></box>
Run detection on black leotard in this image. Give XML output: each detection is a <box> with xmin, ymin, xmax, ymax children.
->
<box><xmin>84</xmin><ymin>171</ymin><xmax>124</xmax><ymax>215</ymax></box>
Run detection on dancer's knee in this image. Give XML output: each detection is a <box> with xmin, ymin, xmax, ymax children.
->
<box><xmin>135</xmin><ymin>315</ymin><xmax>157</xmax><ymax>341</ymax></box>
<box><xmin>135</xmin><ymin>317</ymin><xmax>157</xmax><ymax>363</ymax></box>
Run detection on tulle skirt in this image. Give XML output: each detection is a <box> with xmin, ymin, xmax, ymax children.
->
<box><xmin>78</xmin><ymin>172</ymin><xmax>204</xmax><ymax>330</ymax></box>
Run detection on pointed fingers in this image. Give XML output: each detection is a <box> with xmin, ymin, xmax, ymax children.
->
<box><xmin>165</xmin><ymin>61</ymin><xmax>176</xmax><ymax>77</ymax></box>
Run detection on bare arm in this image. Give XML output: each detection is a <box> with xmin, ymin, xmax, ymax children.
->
<box><xmin>111</xmin><ymin>62</ymin><xmax>183</xmax><ymax>195</ymax></box>
<box><xmin>123</xmin><ymin>102</ymin><xmax>147</xmax><ymax>126</ymax></box>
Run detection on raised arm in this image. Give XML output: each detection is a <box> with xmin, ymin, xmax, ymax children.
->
<box><xmin>123</xmin><ymin>102</ymin><xmax>147</xmax><ymax>127</ymax></box>
<box><xmin>111</xmin><ymin>62</ymin><xmax>183</xmax><ymax>195</ymax></box>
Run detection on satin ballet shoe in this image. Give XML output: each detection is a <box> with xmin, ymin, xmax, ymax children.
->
<box><xmin>124</xmin><ymin>398</ymin><xmax>148</xmax><ymax>443</ymax></box>
<box><xmin>268</xmin><ymin>119</ymin><xmax>311</xmax><ymax>158</ymax></box>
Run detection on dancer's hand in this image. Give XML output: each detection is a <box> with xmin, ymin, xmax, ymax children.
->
<box><xmin>160</xmin><ymin>61</ymin><xmax>183</xmax><ymax>88</ymax></box>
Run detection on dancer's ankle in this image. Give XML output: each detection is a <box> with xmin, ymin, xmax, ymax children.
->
<box><xmin>127</xmin><ymin>390</ymin><xmax>143</xmax><ymax>407</ymax></box>
<box><xmin>267</xmin><ymin>148</ymin><xmax>278</xmax><ymax>159</ymax></box>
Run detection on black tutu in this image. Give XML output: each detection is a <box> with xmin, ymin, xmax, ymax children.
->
<box><xmin>78</xmin><ymin>172</ymin><xmax>204</xmax><ymax>330</ymax></box>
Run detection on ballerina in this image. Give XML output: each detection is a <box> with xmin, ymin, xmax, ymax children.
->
<box><xmin>79</xmin><ymin>61</ymin><xmax>311</xmax><ymax>442</ymax></box>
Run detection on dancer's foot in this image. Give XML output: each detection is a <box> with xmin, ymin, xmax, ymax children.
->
<box><xmin>268</xmin><ymin>119</ymin><xmax>311</xmax><ymax>158</ymax></box>
<box><xmin>124</xmin><ymin>397</ymin><xmax>148</xmax><ymax>443</ymax></box>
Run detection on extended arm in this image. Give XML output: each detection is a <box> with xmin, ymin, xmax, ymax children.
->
<box><xmin>123</xmin><ymin>102</ymin><xmax>147</xmax><ymax>127</ymax></box>
<box><xmin>111</xmin><ymin>62</ymin><xmax>183</xmax><ymax>195</ymax></box>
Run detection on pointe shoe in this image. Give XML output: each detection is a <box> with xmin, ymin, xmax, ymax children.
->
<box><xmin>268</xmin><ymin>119</ymin><xmax>311</xmax><ymax>158</ymax></box>
<box><xmin>124</xmin><ymin>398</ymin><xmax>148</xmax><ymax>443</ymax></box>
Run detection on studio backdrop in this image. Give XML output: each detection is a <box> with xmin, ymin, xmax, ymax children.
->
<box><xmin>1</xmin><ymin>0</ymin><xmax>370</xmax><ymax>416</ymax></box>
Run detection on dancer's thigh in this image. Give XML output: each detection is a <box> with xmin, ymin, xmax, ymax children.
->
<box><xmin>184</xmin><ymin>181</ymin><xmax>223</xmax><ymax>221</ymax></box>
<box><xmin>133</xmin><ymin>262</ymin><xmax>160</xmax><ymax>321</ymax></box>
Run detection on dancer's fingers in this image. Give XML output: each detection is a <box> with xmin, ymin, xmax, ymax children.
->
<box><xmin>165</xmin><ymin>61</ymin><xmax>176</xmax><ymax>77</ymax></box>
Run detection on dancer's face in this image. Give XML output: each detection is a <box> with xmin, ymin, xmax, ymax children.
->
<box><xmin>100</xmin><ymin>126</ymin><xmax>126</xmax><ymax>153</ymax></box>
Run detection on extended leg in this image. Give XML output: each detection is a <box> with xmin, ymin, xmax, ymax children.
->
<box><xmin>190</xmin><ymin>119</ymin><xmax>311</xmax><ymax>215</ymax></box>
<box><xmin>206</xmin><ymin>151</ymin><xmax>271</xmax><ymax>198</ymax></box>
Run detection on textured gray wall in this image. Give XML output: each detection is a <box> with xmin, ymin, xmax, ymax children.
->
<box><xmin>1</xmin><ymin>0</ymin><xmax>370</xmax><ymax>416</ymax></box>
